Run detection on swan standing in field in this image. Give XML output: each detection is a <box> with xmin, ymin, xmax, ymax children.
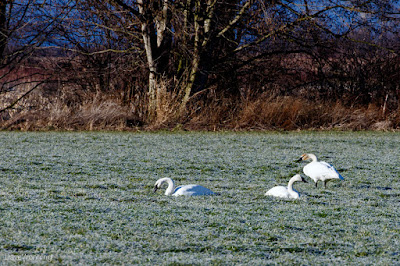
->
<box><xmin>153</xmin><ymin>177</ymin><xmax>215</xmax><ymax>196</ymax></box>
<box><xmin>265</xmin><ymin>174</ymin><xmax>308</xmax><ymax>199</ymax></box>
<box><xmin>296</xmin><ymin>153</ymin><xmax>344</xmax><ymax>188</ymax></box>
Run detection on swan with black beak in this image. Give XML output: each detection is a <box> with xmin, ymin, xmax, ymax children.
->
<box><xmin>296</xmin><ymin>153</ymin><xmax>344</xmax><ymax>188</ymax></box>
<box><xmin>154</xmin><ymin>177</ymin><xmax>215</xmax><ymax>196</ymax></box>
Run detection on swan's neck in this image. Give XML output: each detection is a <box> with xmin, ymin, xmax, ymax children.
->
<box><xmin>287</xmin><ymin>177</ymin><xmax>300</xmax><ymax>198</ymax></box>
<box><xmin>160</xmin><ymin>178</ymin><xmax>175</xmax><ymax>195</ymax></box>
<box><xmin>308</xmin><ymin>154</ymin><xmax>317</xmax><ymax>162</ymax></box>
<box><xmin>288</xmin><ymin>178</ymin><xmax>296</xmax><ymax>193</ymax></box>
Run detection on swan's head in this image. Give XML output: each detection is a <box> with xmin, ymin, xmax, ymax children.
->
<box><xmin>153</xmin><ymin>177</ymin><xmax>175</xmax><ymax>195</ymax></box>
<box><xmin>296</xmin><ymin>153</ymin><xmax>317</xmax><ymax>162</ymax></box>
<box><xmin>153</xmin><ymin>178</ymin><xmax>165</xmax><ymax>193</ymax></box>
<box><xmin>153</xmin><ymin>180</ymin><xmax>161</xmax><ymax>193</ymax></box>
<box><xmin>293</xmin><ymin>174</ymin><xmax>308</xmax><ymax>183</ymax></box>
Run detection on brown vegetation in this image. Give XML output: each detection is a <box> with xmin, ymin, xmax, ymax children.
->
<box><xmin>1</xmin><ymin>1</ymin><xmax>400</xmax><ymax>131</ymax></box>
<box><xmin>1</xmin><ymin>82</ymin><xmax>398</xmax><ymax>131</ymax></box>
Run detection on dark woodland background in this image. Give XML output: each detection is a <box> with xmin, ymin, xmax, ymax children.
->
<box><xmin>1</xmin><ymin>1</ymin><xmax>400</xmax><ymax>131</ymax></box>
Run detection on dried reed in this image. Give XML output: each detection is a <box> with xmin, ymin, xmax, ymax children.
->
<box><xmin>1</xmin><ymin>84</ymin><xmax>398</xmax><ymax>131</ymax></box>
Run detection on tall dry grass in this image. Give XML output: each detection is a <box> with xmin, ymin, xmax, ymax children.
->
<box><xmin>149</xmin><ymin>79</ymin><xmax>183</xmax><ymax>129</ymax></box>
<box><xmin>185</xmin><ymin>93</ymin><xmax>397</xmax><ymax>131</ymax></box>
<box><xmin>0</xmin><ymin>83</ymin><xmax>398</xmax><ymax>131</ymax></box>
<box><xmin>1</xmin><ymin>86</ymin><xmax>139</xmax><ymax>131</ymax></box>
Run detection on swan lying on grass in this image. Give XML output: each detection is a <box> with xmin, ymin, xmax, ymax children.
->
<box><xmin>296</xmin><ymin>153</ymin><xmax>344</xmax><ymax>188</ymax></box>
<box><xmin>153</xmin><ymin>177</ymin><xmax>215</xmax><ymax>196</ymax></box>
<box><xmin>265</xmin><ymin>174</ymin><xmax>307</xmax><ymax>199</ymax></box>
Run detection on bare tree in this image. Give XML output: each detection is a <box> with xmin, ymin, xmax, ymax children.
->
<box><xmin>0</xmin><ymin>0</ymin><xmax>10</xmax><ymax>61</ymax></box>
<box><xmin>2</xmin><ymin>0</ymin><xmax>399</xmax><ymax>126</ymax></box>
<box><xmin>0</xmin><ymin>0</ymin><xmax>75</xmax><ymax>115</ymax></box>
<box><xmin>98</xmin><ymin>0</ymin><xmax>254</xmax><ymax>119</ymax></box>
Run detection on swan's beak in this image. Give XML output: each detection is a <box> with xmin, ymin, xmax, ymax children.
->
<box><xmin>153</xmin><ymin>185</ymin><xmax>159</xmax><ymax>193</ymax></box>
<box><xmin>295</xmin><ymin>157</ymin><xmax>303</xmax><ymax>162</ymax></box>
<box><xmin>301</xmin><ymin>177</ymin><xmax>308</xmax><ymax>183</ymax></box>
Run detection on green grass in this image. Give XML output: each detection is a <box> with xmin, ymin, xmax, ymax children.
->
<box><xmin>0</xmin><ymin>131</ymin><xmax>399</xmax><ymax>264</ymax></box>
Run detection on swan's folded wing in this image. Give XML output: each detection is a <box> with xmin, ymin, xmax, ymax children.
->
<box><xmin>174</xmin><ymin>184</ymin><xmax>214</xmax><ymax>196</ymax></box>
<box><xmin>320</xmin><ymin>161</ymin><xmax>344</xmax><ymax>178</ymax></box>
<box><xmin>265</xmin><ymin>186</ymin><xmax>290</xmax><ymax>198</ymax></box>
<box><xmin>173</xmin><ymin>186</ymin><xmax>183</xmax><ymax>194</ymax></box>
<box><xmin>311</xmin><ymin>161</ymin><xmax>342</xmax><ymax>179</ymax></box>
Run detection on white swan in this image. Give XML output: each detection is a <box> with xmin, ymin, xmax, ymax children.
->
<box><xmin>153</xmin><ymin>177</ymin><xmax>215</xmax><ymax>196</ymax></box>
<box><xmin>297</xmin><ymin>153</ymin><xmax>344</xmax><ymax>188</ymax></box>
<box><xmin>265</xmin><ymin>174</ymin><xmax>307</xmax><ymax>199</ymax></box>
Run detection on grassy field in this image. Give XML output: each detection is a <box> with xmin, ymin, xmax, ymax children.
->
<box><xmin>0</xmin><ymin>131</ymin><xmax>399</xmax><ymax>264</ymax></box>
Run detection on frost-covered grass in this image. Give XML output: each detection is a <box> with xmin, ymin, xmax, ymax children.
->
<box><xmin>0</xmin><ymin>131</ymin><xmax>399</xmax><ymax>264</ymax></box>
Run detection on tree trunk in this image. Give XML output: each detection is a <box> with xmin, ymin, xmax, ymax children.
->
<box><xmin>178</xmin><ymin>0</ymin><xmax>215</xmax><ymax>116</ymax></box>
<box><xmin>0</xmin><ymin>1</ymin><xmax>9</xmax><ymax>61</ymax></box>
<box><xmin>178</xmin><ymin>0</ymin><xmax>251</xmax><ymax>115</ymax></box>
<box><xmin>141</xmin><ymin>22</ymin><xmax>158</xmax><ymax>120</ymax></box>
<box><xmin>137</xmin><ymin>0</ymin><xmax>172</xmax><ymax>122</ymax></box>
<box><xmin>179</xmin><ymin>54</ymin><xmax>200</xmax><ymax>116</ymax></box>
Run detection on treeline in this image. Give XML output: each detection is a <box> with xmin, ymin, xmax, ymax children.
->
<box><xmin>0</xmin><ymin>1</ymin><xmax>400</xmax><ymax>130</ymax></box>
